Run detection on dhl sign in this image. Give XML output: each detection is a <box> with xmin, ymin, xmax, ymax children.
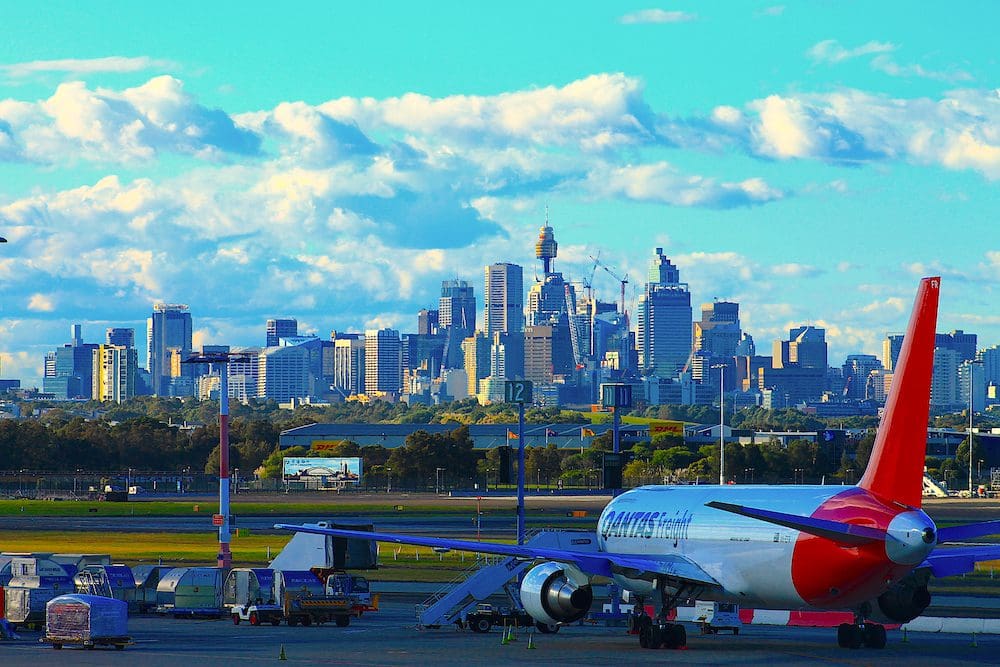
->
<box><xmin>312</xmin><ymin>440</ymin><xmax>347</xmax><ymax>451</ymax></box>
<box><xmin>648</xmin><ymin>420</ymin><xmax>685</xmax><ymax>438</ymax></box>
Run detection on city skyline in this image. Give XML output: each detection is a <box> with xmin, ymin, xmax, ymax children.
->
<box><xmin>1</xmin><ymin>3</ymin><xmax>998</xmax><ymax>386</ymax></box>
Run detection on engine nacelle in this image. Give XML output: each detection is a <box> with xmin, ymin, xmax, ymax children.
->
<box><xmin>520</xmin><ymin>561</ymin><xmax>593</xmax><ymax>625</ymax></box>
<box><xmin>870</xmin><ymin>571</ymin><xmax>931</xmax><ymax>624</ymax></box>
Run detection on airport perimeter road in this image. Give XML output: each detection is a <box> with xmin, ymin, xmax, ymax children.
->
<box><xmin>2</xmin><ymin>603</ymin><xmax>997</xmax><ymax>666</ymax></box>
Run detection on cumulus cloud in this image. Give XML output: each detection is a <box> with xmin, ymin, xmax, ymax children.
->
<box><xmin>870</xmin><ymin>55</ymin><xmax>973</xmax><ymax>83</ymax></box>
<box><xmin>770</xmin><ymin>263</ymin><xmax>821</xmax><ymax>278</ymax></box>
<box><xmin>619</xmin><ymin>9</ymin><xmax>697</xmax><ymax>24</ymax></box>
<box><xmin>584</xmin><ymin>162</ymin><xmax>784</xmax><ymax>208</ymax></box>
<box><xmin>807</xmin><ymin>40</ymin><xmax>896</xmax><ymax>64</ymax></box>
<box><xmin>27</xmin><ymin>294</ymin><xmax>55</xmax><ymax>312</ymax></box>
<box><xmin>0</xmin><ymin>56</ymin><xmax>177</xmax><ymax>77</ymax></box>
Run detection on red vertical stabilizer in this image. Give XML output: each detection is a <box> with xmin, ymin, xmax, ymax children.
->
<box><xmin>857</xmin><ymin>277</ymin><xmax>940</xmax><ymax>507</ymax></box>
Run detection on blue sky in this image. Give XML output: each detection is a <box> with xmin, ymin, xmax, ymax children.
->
<box><xmin>1</xmin><ymin>2</ymin><xmax>998</xmax><ymax>385</ymax></box>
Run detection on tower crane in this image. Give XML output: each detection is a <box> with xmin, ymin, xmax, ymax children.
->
<box><xmin>590</xmin><ymin>255</ymin><xmax>629</xmax><ymax>317</ymax></box>
<box><xmin>583</xmin><ymin>252</ymin><xmax>601</xmax><ymax>303</ymax></box>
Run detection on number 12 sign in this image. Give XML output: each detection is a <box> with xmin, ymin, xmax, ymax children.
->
<box><xmin>504</xmin><ymin>380</ymin><xmax>533</xmax><ymax>404</ymax></box>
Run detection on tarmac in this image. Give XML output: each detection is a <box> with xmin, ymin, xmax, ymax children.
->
<box><xmin>1</xmin><ymin>601</ymin><xmax>996</xmax><ymax>666</ymax></box>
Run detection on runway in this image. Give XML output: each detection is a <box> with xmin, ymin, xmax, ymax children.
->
<box><xmin>1</xmin><ymin>602</ymin><xmax>994</xmax><ymax>666</ymax></box>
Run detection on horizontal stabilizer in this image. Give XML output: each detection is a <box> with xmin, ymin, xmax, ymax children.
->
<box><xmin>925</xmin><ymin>545</ymin><xmax>1000</xmax><ymax>577</ymax></box>
<box><xmin>705</xmin><ymin>501</ymin><xmax>886</xmax><ymax>546</ymax></box>
<box><xmin>937</xmin><ymin>520</ymin><xmax>1000</xmax><ymax>543</ymax></box>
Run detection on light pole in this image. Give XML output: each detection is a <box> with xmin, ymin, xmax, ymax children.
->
<box><xmin>436</xmin><ymin>467</ymin><xmax>445</xmax><ymax>494</ymax></box>
<box><xmin>969</xmin><ymin>364</ymin><xmax>975</xmax><ymax>497</ymax></box>
<box><xmin>386</xmin><ymin>466</ymin><xmax>392</xmax><ymax>493</ymax></box>
<box><xmin>795</xmin><ymin>468</ymin><xmax>804</xmax><ymax>485</ymax></box>
<box><xmin>745</xmin><ymin>468</ymin><xmax>754</xmax><ymax>484</ymax></box>
<box><xmin>712</xmin><ymin>364</ymin><xmax>726</xmax><ymax>485</ymax></box>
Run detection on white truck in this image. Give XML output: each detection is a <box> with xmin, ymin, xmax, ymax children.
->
<box><xmin>695</xmin><ymin>601</ymin><xmax>742</xmax><ymax>635</ymax></box>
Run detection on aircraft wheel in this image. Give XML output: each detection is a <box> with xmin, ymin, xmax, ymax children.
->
<box><xmin>837</xmin><ymin>623</ymin><xmax>863</xmax><ymax>649</ymax></box>
<box><xmin>648</xmin><ymin>626</ymin><xmax>663</xmax><ymax>649</ymax></box>
<box><xmin>863</xmin><ymin>624</ymin><xmax>886</xmax><ymax>649</ymax></box>
<box><xmin>663</xmin><ymin>623</ymin><xmax>686</xmax><ymax>649</ymax></box>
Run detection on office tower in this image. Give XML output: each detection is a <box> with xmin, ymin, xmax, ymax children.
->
<box><xmin>228</xmin><ymin>348</ymin><xmax>261</xmax><ymax>403</ymax></box>
<box><xmin>278</xmin><ymin>335</ymin><xmax>325</xmax><ymax>396</ymax></box>
<box><xmin>402</xmin><ymin>332</ymin><xmax>446</xmax><ymax>380</ymax></box>
<box><xmin>735</xmin><ymin>333</ymin><xmax>756</xmax><ymax>357</ymax></box>
<box><xmin>637</xmin><ymin>247</ymin><xmax>692</xmax><ymax>378</ymax></box>
<box><xmin>774</xmin><ymin>326</ymin><xmax>828</xmax><ymax>369</ymax></box>
<box><xmin>592</xmin><ymin>311</ymin><xmax>632</xmax><ymax>372</ymax></box>
<box><xmin>695</xmin><ymin>301</ymin><xmax>741</xmax><ymax>358</ymax></box>
<box><xmin>106</xmin><ymin>328</ymin><xmax>135</xmax><ymax>348</ymax></box>
<box><xmin>439</xmin><ymin>280</ymin><xmax>476</xmax><ymax>369</ymax></box>
<box><xmin>333</xmin><ymin>335</ymin><xmax>366</xmax><ymax>396</ymax></box>
<box><xmin>523</xmin><ymin>325</ymin><xmax>555</xmax><ymax>385</ymax></box>
<box><xmin>931</xmin><ymin>347</ymin><xmax>961</xmax><ymax>406</ymax></box>
<box><xmin>461</xmin><ymin>332</ymin><xmax>491</xmax><ymax>395</ymax></box>
<box><xmin>266</xmin><ymin>318</ymin><xmax>298</xmax><ymax>347</ymax></box>
<box><xmin>257</xmin><ymin>345</ymin><xmax>309</xmax><ymax>402</ymax></box>
<box><xmin>365</xmin><ymin>328</ymin><xmax>402</xmax><ymax>395</ymax></box>
<box><xmin>882</xmin><ymin>334</ymin><xmax>905</xmax><ymax>372</ymax></box>
<box><xmin>148</xmin><ymin>303</ymin><xmax>193</xmax><ymax>396</ymax></box>
<box><xmin>526</xmin><ymin>223</ymin><xmax>575</xmax><ymax>381</ymax></box>
<box><xmin>842</xmin><ymin>354</ymin><xmax>883</xmax><ymax>400</ymax></box>
<box><xmin>490</xmin><ymin>331</ymin><xmax>524</xmax><ymax>380</ymax></box>
<box><xmin>417</xmin><ymin>309</ymin><xmax>439</xmax><ymax>336</ymax></box>
<box><xmin>42</xmin><ymin>325</ymin><xmax>99</xmax><ymax>399</ymax></box>
<box><xmin>759</xmin><ymin>326</ymin><xmax>827</xmax><ymax>403</ymax></box>
<box><xmin>936</xmin><ymin>330</ymin><xmax>977</xmax><ymax>362</ymax></box>
<box><xmin>92</xmin><ymin>344</ymin><xmax>138</xmax><ymax>403</ymax></box>
<box><xmin>484</xmin><ymin>262</ymin><xmax>524</xmax><ymax>337</ymax></box>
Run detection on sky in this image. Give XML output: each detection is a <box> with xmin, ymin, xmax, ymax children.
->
<box><xmin>0</xmin><ymin>2</ymin><xmax>998</xmax><ymax>387</ymax></box>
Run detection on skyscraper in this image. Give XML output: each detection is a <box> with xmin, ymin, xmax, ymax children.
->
<box><xmin>92</xmin><ymin>344</ymin><xmax>138</xmax><ymax>403</ymax></box>
<box><xmin>883</xmin><ymin>333</ymin><xmax>905</xmax><ymax>372</ymax></box>
<box><xmin>266</xmin><ymin>318</ymin><xmax>298</xmax><ymax>347</ymax></box>
<box><xmin>106</xmin><ymin>328</ymin><xmax>135</xmax><ymax>348</ymax></box>
<box><xmin>461</xmin><ymin>332</ymin><xmax>491</xmax><ymax>396</ymax></box>
<box><xmin>42</xmin><ymin>325</ymin><xmax>99</xmax><ymax>400</ymax></box>
<box><xmin>148</xmin><ymin>304</ymin><xmax>193</xmax><ymax>396</ymax></box>
<box><xmin>842</xmin><ymin>354</ymin><xmax>883</xmax><ymax>400</ymax></box>
<box><xmin>637</xmin><ymin>248</ymin><xmax>692</xmax><ymax>378</ymax></box>
<box><xmin>257</xmin><ymin>345</ymin><xmax>309</xmax><ymax>402</ymax></box>
<box><xmin>485</xmin><ymin>262</ymin><xmax>524</xmax><ymax>337</ymax></box>
<box><xmin>333</xmin><ymin>334</ymin><xmax>366</xmax><ymax>396</ymax></box>
<box><xmin>439</xmin><ymin>280</ymin><xmax>476</xmax><ymax>369</ymax></box>
<box><xmin>365</xmin><ymin>328</ymin><xmax>402</xmax><ymax>395</ymax></box>
<box><xmin>526</xmin><ymin>222</ymin><xmax>576</xmax><ymax>384</ymax></box>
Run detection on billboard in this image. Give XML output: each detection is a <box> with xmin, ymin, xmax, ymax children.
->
<box><xmin>282</xmin><ymin>457</ymin><xmax>362</xmax><ymax>485</ymax></box>
<box><xmin>648</xmin><ymin>420</ymin><xmax>685</xmax><ymax>438</ymax></box>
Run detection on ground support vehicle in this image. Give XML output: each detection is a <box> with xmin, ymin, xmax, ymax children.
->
<box><xmin>43</xmin><ymin>594</ymin><xmax>131</xmax><ymax>650</ymax></box>
<box><xmin>284</xmin><ymin>593</ymin><xmax>354</xmax><ymax>627</ymax></box>
<box><xmin>322</xmin><ymin>571</ymin><xmax>379</xmax><ymax>615</ymax></box>
<box><xmin>231</xmin><ymin>603</ymin><xmax>283</xmax><ymax>626</ymax></box>
<box><xmin>460</xmin><ymin>603</ymin><xmax>556</xmax><ymax>634</ymax></box>
<box><xmin>695</xmin><ymin>601</ymin><xmax>742</xmax><ymax>635</ymax></box>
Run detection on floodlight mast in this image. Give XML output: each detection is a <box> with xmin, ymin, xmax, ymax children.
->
<box><xmin>183</xmin><ymin>352</ymin><xmax>249</xmax><ymax>568</ymax></box>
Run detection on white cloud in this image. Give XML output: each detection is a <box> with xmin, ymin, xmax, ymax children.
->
<box><xmin>871</xmin><ymin>55</ymin><xmax>973</xmax><ymax>83</ymax></box>
<box><xmin>756</xmin><ymin>5</ymin><xmax>785</xmax><ymax>17</ymax></box>
<box><xmin>0</xmin><ymin>56</ymin><xmax>177</xmax><ymax>77</ymax></box>
<box><xmin>27</xmin><ymin>294</ymin><xmax>55</xmax><ymax>312</ymax></box>
<box><xmin>770</xmin><ymin>263</ymin><xmax>821</xmax><ymax>278</ymax></box>
<box><xmin>619</xmin><ymin>9</ymin><xmax>697</xmax><ymax>25</ymax></box>
<box><xmin>584</xmin><ymin>162</ymin><xmax>783</xmax><ymax>208</ymax></box>
<box><xmin>807</xmin><ymin>40</ymin><xmax>896</xmax><ymax>64</ymax></box>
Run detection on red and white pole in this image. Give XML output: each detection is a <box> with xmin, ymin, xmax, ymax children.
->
<box><xmin>218</xmin><ymin>364</ymin><xmax>232</xmax><ymax>569</ymax></box>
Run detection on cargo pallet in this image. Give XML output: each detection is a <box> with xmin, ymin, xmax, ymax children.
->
<box><xmin>41</xmin><ymin>635</ymin><xmax>132</xmax><ymax>650</ymax></box>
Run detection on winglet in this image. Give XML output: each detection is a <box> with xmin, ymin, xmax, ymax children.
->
<box><xmin>857</xmin><ymin>277</ymin><xmax>940</xmax><ymax>507</ymax></box>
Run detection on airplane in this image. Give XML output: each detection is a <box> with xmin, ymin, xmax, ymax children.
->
<box><xmin>278</xmin><ymin>277</ymin><xmax>1000</xmax><ymax>650</ymax></box>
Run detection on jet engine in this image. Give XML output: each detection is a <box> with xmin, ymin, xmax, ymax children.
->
<box><xmin>870</xmin><ymin>570</ymin><xmax>931</xmax><ymax>624</ymax></box>
<box><xmin>520</xmin><ymin>561</ymin><xmax>593</xmax><ymax>625</ymax></box>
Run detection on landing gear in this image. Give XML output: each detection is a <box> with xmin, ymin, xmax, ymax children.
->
<box><xmin>633</xmin><ymin>580</ymin><xmax>702</xmax><ymax>650</ymax></box>
<box><xmin>837</xmin><ymin>608</ymin><xmax>886</xmax><ymax>649</ymax></box>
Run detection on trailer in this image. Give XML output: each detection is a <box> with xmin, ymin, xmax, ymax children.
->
<box><xmin>155</xmin><ymin>567</ymin><xmax>223</xmax><ymax>617</ymax></box>
<box><xmin>42</xmin><ymin>594</ymin><xmax>130</xmax><ymax>651</ymax></box>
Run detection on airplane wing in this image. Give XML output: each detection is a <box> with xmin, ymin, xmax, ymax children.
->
<box><xmin>936</xmin><ymin>520</ymin><xmax>1000</xmax><ymax>543</ymax></box>
<box><xmin>924</xmin><ymin>545</ymin><xmax>1000</xmax><ymax>577</ymax></box>
<box><xmin>273</xmin><ymin>523</ymin><xmax>719</xmax><ymax>588</ymax></box>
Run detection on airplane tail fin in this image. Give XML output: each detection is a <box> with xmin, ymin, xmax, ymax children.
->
<box><xmin>857</xmin><ymin>277</ymin><xmax>940</xmax><ymax>507</ymax></box>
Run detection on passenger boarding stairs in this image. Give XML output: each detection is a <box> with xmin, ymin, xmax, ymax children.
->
<box><xmin>922</xmin><ymin>473</ymin><xmax>950</xmax><ymax>498</ymax></box>
<box><xmin>76</xmin><ymin>568</ymin><xmax>114</xmax><ymax>598</ymax></box>
<box><xmin>415</xmin><ymin>529</ymin><xmax>599</xmax><ymax>629</ymax></box>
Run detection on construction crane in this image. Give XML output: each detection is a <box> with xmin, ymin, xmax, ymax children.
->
<box><xmin>590</xmin><ymin>255</ymin><xmax>629</xmax><ymax>317</ymax></box>
<box><xmin>583</xmin><ymin>252</ymin><xmax>601</xmax><ymax>303</ymax></box>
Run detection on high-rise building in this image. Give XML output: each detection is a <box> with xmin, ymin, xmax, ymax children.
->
<box><xmin>461</xmin><ymin>332</ymin><xmax>491</xmax><ymax>396</ymax></box>
<box><xmin>523</xmin><ymin>325</ymin><xmax>554</xmax><ymax>385</ymax></box>
<box><xmin>106</xmin><ymin>328</ymin><xmax>135</xmax><ymax>348</ymax></box>
<box><xmin>694</xmin><ymin>301</ymin><xmax>741</xmax><ymax>358</ymax></box>
<box><xmin>417</xmin><ymin>309</ymin><xmax>439</xmax><ymax>336</ymax></box>
<box><xmin>637</xmin><ymin>247</ymin><xmax>692</xmax><ymax>378</ymax></box>
<box><xmin>148</xmin><ymin>304</ymin><xmax>193</xmax><ymax>396</ymax></box>
<box><xmin>92</xmin><ymin>344</ymin><xmax>138</xmax><ymax>403</ymax></box>
<box><xmin>931</xmin><ymin>347</ymin><xmax>961</xmax><ymax>406</ymax></box>
<box><xmin>42</xmin><ymin>325</ymin><xmax>99</xmax><ymax>400</ymax></box>
<box><xmin>485</xmin><ymin>263</ymin><xmax>524</xmax><ymax>337</ymax></box>
<box><xmin>439</xmin><ymin>280</ymin><xmax>476</xmax><ymax>369</ymax></box>
<box><xmin>958</xmin><ymin>360</ymin><xmax>986</xmax><ymax>412</ymax></box>
<box><xmin>774</xmin><ymin>326</ymin><xmax>828</xmax><ymax>370</ymax></box>
<box><xmin>526</xmin><ymin>223</ymin><xmax>576</xmax><ymax>384</ymax></box>
<box><xmin>883</xmin><ymin>333</ymin><xmax>905</xmax><ymax>372</ymax></box>
<box><xmin>842</xmin><ymin>354</ymin><xmax>883</xmax><ymax>400</ymax></box>
<box><xmin>266</xmin><ymin>318</ymin><xmax>298</xmax><ymax>347</ymax></box>
<box><xmin>257</xmin><ymin>345</ymin><xmax>309</xmax><ymax>402</ymax></box>
<box><xmin>936</xmin><ymin>330</ymin><xmax>977</xmax><ymax>362</ymax></box>
<box><xmin>759</xmin><ymin>326</ymin><xmax>828</xmax><ymax>404</ymax></box>
<box><xmin>228</xmin><ymin>348</ymin><xmax>261</xmax><ymax>403</ymax></box>
<box><xmin>365</xmin><ymin>328</ymin><xmax>402</xmax><ymax>395</ymax></box>
<box><xmin>333</xmin><ymin>334</ymin><xmax>366</xmax><ymax>397</ymax></box>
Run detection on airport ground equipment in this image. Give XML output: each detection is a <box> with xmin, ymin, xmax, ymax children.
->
<box><xmin>155</xmin><ymin>567</ymin><xmax>223</xmax><ymax>618</ymax></box>
<box><xmin>223</xmin><ymin>568</ymin><xmax>277</xmax><ymax>610</ymax></box>
<box><xmin>317</xmin><ymin>570</ymin><xmax>379</xmax><ymax>614</ymax></box>
<box><xmin>275</xmin><ymin>570</ymin><xmax>354</xmax><ymax>627</ymax></box>
<box><xmin>922</xmin><ymin>473</ymin><xmax>950</xmax><ymax>498</ymax></box>
<box><xmin>3</xmin><ymin>556</ymin><xmax>75</xmax><ymax>628</ymax></box>
<box><xmin>231</xmin><ymin>602</ymin><xmax>284</xmax><ymax>626</ymax></box>
<box><xmin>42</xmin><ymin>594</ymin><xmax>130</xmax><ymax>650</ymax></box>
<box><xmin>695</xmin><ymin>601</ymin><xmax>742</xmax><ymax>635</ymax></box>
<box><xmin>74</xmin><ymin>565</ymin><xmax>138</xmax><ymax>612</ymax></box>
<box><xmin>461</xmin><ymin>602</ymin><xmax>547</xmax><ymax>633</ymax></box>
<box><xmin>415</xmin><ymin>530</ymin><xmax>600</xmax><ymax>630</ymax></box>
<box><xmin>132</xmin><ymin>565</ymin><xmax>174</xmax><ymax>613</ymax></box>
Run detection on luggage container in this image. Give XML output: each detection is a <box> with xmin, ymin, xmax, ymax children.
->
<box><xmin>133</xmin><ymin>565</ymin><xmax>174</xmax><ymax>613</ymax></box>
<box><xmin>156</xmin><ymin>567</ymin><xmax>222</xmax><ymax>617</ymax></box>
<box><xmin>3</xmin><ymin>557</ymin><xmax>75</xmax><ymax>628</ymax></box>
<box><xmin>223</xmin><ymin>568</ymin><xmax>277</xmax><ymax>609</ymax></box>
<box><xmin>0</xmin><ymin>553</ymin><xmax>71</xmax><ymax>586</ymax></box>
<box><xmin>42</xmin><ymin>594</ymin><xmax>130</xmax><ymax>650</ymax></box>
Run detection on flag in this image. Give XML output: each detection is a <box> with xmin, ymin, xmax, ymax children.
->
<box><xmin>545</xmin><ymin>429</ymin><xmax>557</xmax><ymax>437</ymax></box>
<box><xmin>507</xmin><ymin>430</ymin><xmax>519</xmax><ymax>439</ymax></box>
<box><xmin>581</xmin><ymin>427</ymin><xmax>596</xmax><ymax>438</ymax></box>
